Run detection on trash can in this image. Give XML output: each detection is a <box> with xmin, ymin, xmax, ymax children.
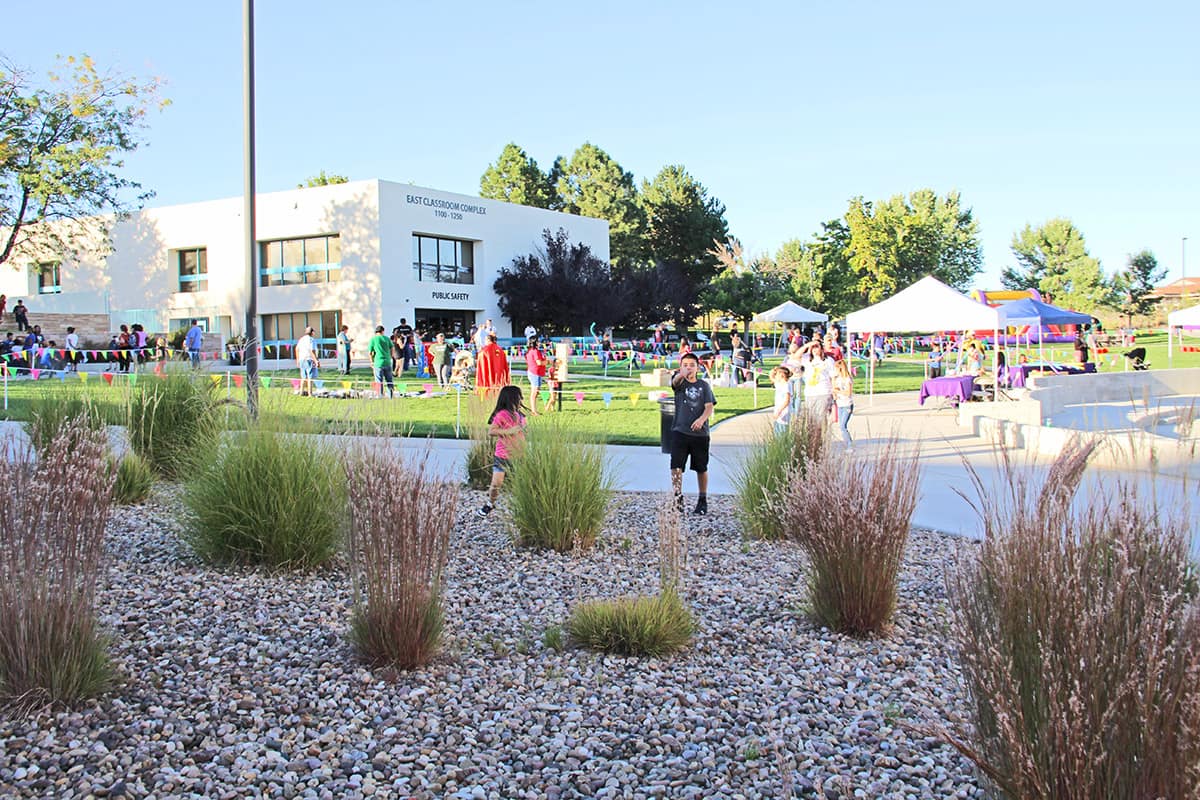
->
<box><xmin>227</xmin><ymin>346</ymin><xmax>242</xmax><ymax>367</ymax></box>
<box><xmin>658</xmin><ymin>395</ymin><xmax>675</xmax><ymax>454</ymax></box>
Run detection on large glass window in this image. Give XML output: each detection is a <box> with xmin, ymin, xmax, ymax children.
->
<box><xmin>176</xmin><ymin>248</ymin><xmax>208</xmax><ymax>292</ymax></box>
<box><xmin>37</xmin><ymin>262</ymin><xmax>62</xmax><ymax>294</ymax></box>
<box><xmin>260</xmin><ymin>309</ymin><xmax>342</xmax><ymax>358</ymax></box>
<box><xmin>411</xmin><ymin>234</ymin><xmax>474</xmax><ymax>284</ymax></box>
<box><xmin>260</xmin><ymin>234</ymin><xmax>341</xmax><ymax>286</ymax></box>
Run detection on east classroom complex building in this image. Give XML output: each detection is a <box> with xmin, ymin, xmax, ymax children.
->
<box><xmin>0</xmin><ymin>180</ymin><xmax>610</xmax><ymax>352</ymax></box>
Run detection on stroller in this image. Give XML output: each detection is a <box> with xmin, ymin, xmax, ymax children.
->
<box><xmin>1123</xmin><ymin>347</ymin><xmax>1149</xmax><ymax>371</ymax></box>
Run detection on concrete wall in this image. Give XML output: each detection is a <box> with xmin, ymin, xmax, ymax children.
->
<box><xmin>1030</xmin><ymin>368</ymin><xmax>1200</xmax><ymax>418</ymax></box>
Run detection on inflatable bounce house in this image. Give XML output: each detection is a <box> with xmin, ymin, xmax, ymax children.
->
<box><xmin>969</xmin><ymin>288</ymin><xmax>1082</xmax><ymax>346</ymax></box>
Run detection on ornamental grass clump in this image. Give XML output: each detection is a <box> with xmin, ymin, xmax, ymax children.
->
<box><xmin>109</xmin><ymin>451</ymin><xmax>154</xmax><ymax>506</ymax></box>
<box><xmin>183</xmin><ymin>422</ymin><xmax>346</xmax><ymax>568</ymax></box>
<box><xmin>464</xmin><ymin>421</ymin><xmax>492</xmax><ymax>490</ymax></box>
<box><xmin>0</xmin><ymin>421</ymin><xmax>115</xmax><ymax>707</ymax></box>
<box><xmin>735</xmin><ymin>409</ymin><xmax>830</xmax><ymax>540</ymax></box>
<box><xmin>506</xmin><ymin>416</ymin><xmax>613</xmax><ymax>552</ymax></box>
<box><xmin>25</xmin><ymin>389</ymin><xmax>108</xmax><ymax>454</ymax></box>
<box><xmin>780</xmin><ymin>435</ymin><xmax>919</xmax><ymax>635</ymax></box>
<box><xmin>128</xmin><ymin>373</ymin><xmax>222</xmax><ymax>479</ymax></box>
<box><xmin>344</xmin><ymin>447</ymin><xmax>455</xmax><ymax>670</ymax></box>
<box><xmin>937</xmin><ymin>441</ymin><xmax>1200</xmax><ymax>800</ymax></box>
<box><xmin>567</xmin><ymin>501</ymin><xmax>695</xmax><ymax>657</ymax></box>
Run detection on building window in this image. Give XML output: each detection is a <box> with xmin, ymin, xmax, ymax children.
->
<box><xmin>176</xmin><ymin>248</ymin><xmax>208</xmax><ymax>292</ymax></box>
<box><xmin>260</xmin><ymin>234</ymin><xmax>341</xmax><ymax>287</ymax></box>
<box><xmin>261</xmin><ymin>309</ymin><xmax>342</xmax><ymax>358</ymax></box>
<box><xmin>37</xmin><ymin>262</ymin><xmax>62</xmax><ymax>294</ymax></box>
<box><xmin>412</xmin><ymin>235</ymin><xmax>473</xmax><ymax>284</ymax></box>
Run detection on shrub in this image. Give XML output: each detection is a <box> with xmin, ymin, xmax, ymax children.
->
<box><xmin>25</xmin><ymin>389</ymin><xmax>108</xmax><ymax>454</ymax></box>
<box><xmin>734</xmin><ymin>409</ymin><xmax>830</xmax><ymax>540</ymax></box>
<box><xmin>110</xmin><ymin>451</ymin><xmax>154</xmax><ymax>506</ymax></box>
<box><xmin>465</xmin><ymin>433</ymin><xmax>492</xmax><ymax>490</ymax></box>
<box><xmin>937</xmin><ymin>442</ymin><xmax>1200</xmax><ymax>799</ymax></box>
<box><xmin>344</xmin><ymin>447</ymin><xmax>455</xmax><ymax>669</ymax></box>
<box><xmin>780</xmin><ymin>436</ymin><xmax>919</xmax><ymax>635</ymax></box>
<box><xmin>506</xmin><ymin>416</ymin><xmax>613</xmax><ymax>552</ymax></box>
<box><xmin>183</xmin><ymin>423</ymin><xmax>346</xmax><ymax>568</ymax></box>
<box><xmin>566</xmin><ymin>586</ymin><xmax>695</xmax><ymax>657</ymax></box>
<box><xmin>128</xmin><ymin>373</ymin><xmax>222</xmax><ymax>479</ymax></box>
<box><xmin>0</xmin><ymin>421</ymin><xmax>114</xmax><ymax>707</ymax></box>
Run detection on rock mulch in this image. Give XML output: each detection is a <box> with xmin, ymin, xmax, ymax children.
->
<box><xmin>0</xmin><ymin>489</ymin><xmax>984</xmax><ymax>799</ymax></box>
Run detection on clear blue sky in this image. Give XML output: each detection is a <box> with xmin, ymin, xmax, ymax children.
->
<box><xmin>7</xmin><ymin>0</ymin><xmax>1197</xmax><ymax>288</ymax></box>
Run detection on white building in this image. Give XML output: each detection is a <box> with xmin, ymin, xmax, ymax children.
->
<box><xmin>0</xmin><ymin>179</ymin><xmax>609</xmax><ymax>350</ymax></box>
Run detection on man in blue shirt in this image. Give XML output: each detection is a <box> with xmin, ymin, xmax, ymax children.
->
<box><xmin>184</xmin><ymin>320</ymin><xmax>204</xmax><ymax>368</ymax></box>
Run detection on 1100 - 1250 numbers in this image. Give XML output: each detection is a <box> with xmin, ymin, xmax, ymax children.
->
<box><xmin>434</xmin><ymin>209</ymin><xmax>463</xmax><ymax>220</ymax></box>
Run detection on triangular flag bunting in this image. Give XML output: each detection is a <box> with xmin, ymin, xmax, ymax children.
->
<box><xmin>602</xmin><ymin>392</ymin><xmax>613</xmax><ymax>408</ymax></box>
<box><xmin>313</xmin><ymin>380</ymin><xmax>324</xmax><ymax>390</ymax></box>
<box><xmin>78</xmin><ymin>371</ymin><xmax>89</xmax><ymax>383</ymax></box>
<box><xmin>539</xmin><ymin>390</ymin><xmax>550</xmax><ymax>403</ymax></box>
<box><xmin>210</xmin><ymin>374</ymin><xmax>222</xmax><ymax>385</ymax></box>
<box><xmin>574</xmin><ymin>391</ymin><xmax>585</xmax><ymax>405</ymax></box>
<box><xmin>129</xmin><ymin>374</ymin><xmax>138</xmax><ymax>386</ymax></box>
<box><xmin>341</xmin><ymin>381</ymin><xmax>351</xmax><ymax>390</ymax></box>
<box><xmin>261</xmin><ymin>376</ymin><xmax>272</xmax><ymax>388</ymax></box>
<box><xmin>102</xmin><ymin>373</ymin><xmax>114</xmax><ymax>385</ymax></box>
<box><xmin>29</xmin><ymin>369</ymin><xmax>39</xmax><ymax>380</ymax></box>
<box><xmin>372</xmin><ymin>381</ymin><xmax>382</xmax><ymax>394</ymax></box>
<box><xmin>629</xmin><ymin>394</ymin><xmax>639</xmax><ymax>407</ymax></box>
<box><xmin>232</xmin><ymin>374</ymin><xmax>244</xmax><ymax>388</ymax></box>
<box><xmin>290</xmin><ymin>379</ymin><xmax>301</xmax><ymax>390</ymax></box>
<box><xmin>396</xmin><ymin>383</ymin><xmax>408</xmax><ymax>393</ymax></box>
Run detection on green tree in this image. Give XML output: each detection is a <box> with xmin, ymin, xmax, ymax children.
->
<box><xmin>479</xmin><ymin>143</ymin><xmax>553</xmax><ymax>208</ymax></box>
<box><xmin>1003</xmin><ymin>218</ymin><xmax>1110</xmax><ymax>311</ymax></box>
<box><xmin>640</xmin><ymin>165</ymin><xmax>728</xmax><ymax>286</ymax></box>
<box><xmin>1111</xmin><ymin>249</ymin><xmax>1166</xmax><ymax>327</ymax></box>
<box><xmin>298</xmin><ymin>170</ymin><xmax>349</xmax><ymax>188</ymax></box>
<box><xmin>775</xmin><ymin>220</ymin><xmax>861</xmax><ymax>318</ymax></box>
<box><xmin>845</xmin><ymin>189</ymin><xmax>983</xmax><ymax>303</ymax></box>
<box><xmin>0</xmin><ymin>55</ymin><xmax>166</xmax><ymax>266</ymax></box>
<box><xmin>555</xmin><ymin>143</ymin><xmax>646</xmax><ymax>266</ymax></box>
<box><xmin>701</xmin><ymin>264</ymin><xmax>791</xmax><ymax>330</ymax></box>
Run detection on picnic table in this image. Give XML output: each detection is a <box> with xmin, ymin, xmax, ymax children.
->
<box><xmin>919</xmin><ymin>375</ymin><xmax>975</xmax><ymax>406</ymax></box>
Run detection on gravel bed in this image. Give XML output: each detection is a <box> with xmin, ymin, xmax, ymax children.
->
<box><xmin>0</xmin><ymin>488</ymin><xmax>984</xmax><ymax>799</ymax></box>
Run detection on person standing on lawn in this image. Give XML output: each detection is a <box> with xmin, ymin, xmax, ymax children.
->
<box><xmin>524</xmin><ymin>337</ymin><xmax>547</xmax><ymax>414</ymax></box>
<box><xmin>336</xmin><ymin>324</ymin><xmax>353</xmax><ymax>374</ymax></box>
<box><xmin>368</xmin><ymin>325</ymin><xmax>395</xmax><ymax>397</ymax></box>
<box><xmin>184</xmin><ymin>319</ymin><xmax>204</xmax><ymax>368</ymax></box>
<box><xmin>477</xmin><ymin>384</ymin><xmax>527</xmax><ymax>517</ymax></box>
<box><xmin>476</xmin><ymin>333</ymin><xmax>510</xmax><ymax>393</ymax></box>
<box><xmin>669</xmin><ymin>352</ymin><xmax>716</xmax><ymax>516</ymax></box>
<box><xmin>295</xmin><ymin>326</ymin><xmax>319</xmax><ymax>396</ymax></box>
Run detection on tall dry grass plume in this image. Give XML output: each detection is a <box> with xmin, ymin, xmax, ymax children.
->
<box><xmin>463</xmin><ymin>395</ymin><xmax>493</xmax><ymax>490</ymax></box>
<box><xmin>657</xmin><ymin>498</ymin><xmax>686</xmax><ymax>590</ymax></box>
<box><xmin>939</xmin><ymin>439</ymin><xmax>1200</xmax><ymax>799</ymax></box>
<box><xmin>0</xmin><ymin>420</ymin><xmax>115</xmax><ymax>707</ymax></box>
<box><xmin>735</xmin><ymin>409</ymin><xmax>831</xmax><ymax>540</ymax></box>
<box><xmin>780</xmin><ymin>435</ymin><xmax>920</xmax><ymax>635</ymax></box>
<box><xmin>345</xmin><ymin>447</ymin><xmax>456</xmax><ymax>670</ymax></box>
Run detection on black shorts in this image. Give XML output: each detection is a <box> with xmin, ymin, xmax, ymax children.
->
<box><xmin>670</xmin><ymin>431</ymin><xmax>710</xmax><ymax>473</ymax></box>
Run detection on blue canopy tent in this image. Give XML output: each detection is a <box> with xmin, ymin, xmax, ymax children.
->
<box><xmin>997</xmin><ymin>297</ymin><xmax>1092</xmax><ymax>364</ymax></box>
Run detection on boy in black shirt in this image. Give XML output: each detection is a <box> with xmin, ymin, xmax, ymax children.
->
<box><xmin>669</xmin><ymin>352</ymin><xmax>716</xmax><ymax>515</ymax></box>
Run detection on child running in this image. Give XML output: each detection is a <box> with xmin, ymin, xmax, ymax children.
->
<box><xmin>478</xmin><ymin>384</ymin><xmax>527</xmax><ymax>517</ymax></box>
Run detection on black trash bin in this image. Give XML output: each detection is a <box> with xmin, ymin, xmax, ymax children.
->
<box><xmin>227</xmin><ymin>346</ymin><xmax>242</xmax><ymax>367</ymax></box>
<box><xmin>657</xmin><ymin>395</ymin><xmax>675</xmax><ymax>454</ymax></box>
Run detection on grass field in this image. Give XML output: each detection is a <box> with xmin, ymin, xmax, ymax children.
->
<box><xmin>3</xmin><ymin>332</ymin><xmax>1193</xmax><ymax>445</ymax></box>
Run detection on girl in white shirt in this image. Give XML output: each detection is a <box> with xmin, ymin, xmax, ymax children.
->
<box><xmin>770</xmin><ymin>366</ymin><xmax>792</xmax><ymax>434</ymax></box>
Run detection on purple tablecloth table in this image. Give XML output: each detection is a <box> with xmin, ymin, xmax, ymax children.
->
<box><xmin>1007</xmin><ymin>362</ymin><xmax>1097</xmax><ymax>388</ymax></box>
<box><xmin>919</xmin><ymin>375</ymin><xmax>975</xmax><ymax>405</ymax></box>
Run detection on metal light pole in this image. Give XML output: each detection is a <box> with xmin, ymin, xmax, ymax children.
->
<box><xmin>243</xmin><ymin>0</ymin><xmax>259</xmax><ymax>416</ymax></box>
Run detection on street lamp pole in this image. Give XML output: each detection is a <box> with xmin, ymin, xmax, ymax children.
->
<box><xmin>243</xmin><ymin>0</ymin><xmax>259</xmax><ymax>417</ymax></box>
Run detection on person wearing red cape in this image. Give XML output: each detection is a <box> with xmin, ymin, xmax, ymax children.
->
<box><xmin>475</xmin><ymin>332</ymin><xmax>510</xmax><ymax>394</ymax></box>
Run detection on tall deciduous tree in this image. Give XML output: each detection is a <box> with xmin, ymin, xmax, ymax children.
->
<box><xmin>0</xmin><ymin>55</ymin><xmax>166</xmax><ymax>266</ymax></box>
<box><xmin>775</xmin><ymin>220</ymin><xmax>861</xmax><ymax>318</ymax></box>
<box><xmin>615</xmin><ymin>261</ymin><xmax>699</xmax><ymax>331</ymax></box>
<box><xmin>479</xmin><ymin>143</ymin><xmax>553</xmax><ymax>208</ymax></box>
<box><xmin>1003</xmin><ymin>218</ymin><xmax>1110</xmax><ymax>311</ymax></box>
<box><xmin>493</xmin><ymin>229</ymin><xmax>624</xmax><ymax>335</ymax></box>
<box><xmin>701</xmin><ymin>264</ymin><xmax>791</xmax><ymax>330</ymax></box>
<box><xmin>640</xmin><ymin>165</ymin><xmax>728</xmax><ymax>287</ymax></box>
<box><xmin>845</xmin><ymin>189</ymin><xmax>982</xmax><ymax>303</ymax></box>
<box><xmin>554</xmin><ymin>143</ymin><xmax>646</xmax><ymax>266</ymax></box>
<box><xmin>1112</xmin><ymin>249</ymin><xmax>1166</xmax><ymax>327</ymax></box>
<box><xmin>298</xmin><ymin>170</ymin><xmax>349</xmax><ymax>188</ymax></box>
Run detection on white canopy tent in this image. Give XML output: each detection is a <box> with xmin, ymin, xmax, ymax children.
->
<box><xmin>845</xmin><ymin>276</ymin><xmax>1001</xmax><ymax>400</ymax></box>
<box><xmin>753</xmin><ymin>300</ymin><xmax>828</xmax><ymax>351</ymax></box>
<box><xmin>1167</xmin><ymin>303</ymin><xmax>1200</xmax><ymax>366</ymax></box>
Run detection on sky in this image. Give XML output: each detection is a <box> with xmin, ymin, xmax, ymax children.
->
<box><xmin>6</xmin><ymin>0</ymin><xmax>1198</xmax><ymax>289</ymax></box>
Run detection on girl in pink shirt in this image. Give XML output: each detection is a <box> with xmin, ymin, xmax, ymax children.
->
<box><xmin>478</xmin><ymin>385</ymin><xmax>527</xmax><ymax>517</ymax></box>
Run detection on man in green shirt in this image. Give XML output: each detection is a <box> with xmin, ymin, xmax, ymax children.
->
<box><xmin>367</xmin><ymin>325</ymin><xmax>395</xmax><ymax>398</ymax></box>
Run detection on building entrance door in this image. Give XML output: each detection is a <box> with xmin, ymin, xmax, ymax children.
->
<box><xmin>415</xmin><ymin>308</ymin><xmax>474</xmax><ymax>342</ymax></box>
